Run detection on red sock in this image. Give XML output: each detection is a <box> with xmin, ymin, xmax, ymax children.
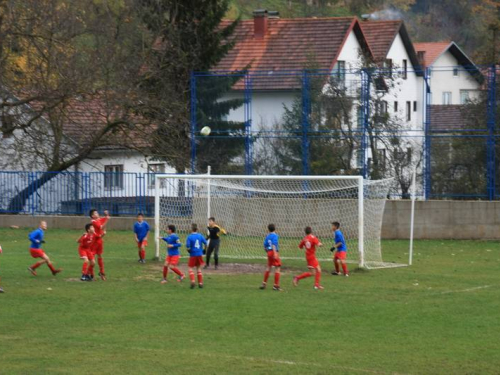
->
<box><xmin>274</xmin><ymin>272</ymin><xmax>281</xmax><ymax>287</ymax></box>
<box><xmin>98</xmin><ymin>258</ymin><xmax>104</xmax><ymax>274</ymax></box>
<box><xmin>82</xmin><ymin>263</ymin><xmax>88</xmax><ymax>275</ymax></box>
<box><xmin>263</xmin><ymin>271</ymin><xmax>270</xmax><ymax>283</ymax></box>
<box><xmin>334</xmin><ymin>260</ymin><xmax>340</xmax><ymax>273</ymax></box>
<box><xmin>140</xmin><ymin>249</ymin><xmax>146</xmax><ymax>260</ymax></box>
<box><xmin>314</xmin><ymin>270</ymin><xmax>321</xmax><ymax>286</ymax></box>
<box><xmin>88</xmin><ymin>265</ymin><xmax>94</xmax><ymax>276</ymax></box>
<box><xmin>297</xmin><ymin>272</ymin><xmax>312</xmax><ymax>280</ymax></box>
<box><xmin>341</xmin><ymin>263</ymin><xmax>348</xmax><ymax>275</ymax></box>
<box><xmin>31</xmin><ymin>261</ymin><xmax>43</xmax><ymax>270</ymax></box>
<box><xmin>163</xmin><ymin>266</ymin><xmax>168</xmax><ymax>278</ymax></box>
<box><xmin>197</xmin><ymin>271</ymin><xmax>203</xmax><ymax>285</ymax></box>
<box><xmin>172</xmin><ymin>267</ymin><xmax>182</xmax><ymax>276</ymax></box>
<box><xmin>189</xmin><ymin>270</ymin><xmax>195</xmax><ymax>283</ymax></box>
<box><xmin>47</xmin><ymin>263</ymin><xmax>56</xmax><ymax>273</ymax></box>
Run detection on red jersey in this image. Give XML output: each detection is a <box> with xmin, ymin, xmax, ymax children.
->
<box><xmin>78</xmin><ymin>233</ymin><xmax>94</xmax><ymax>250</ymax></box>
<box><xmin>299</xmin><ymin>234</ymin><xmax>320</xmax><ymax>258</ymax></box>
<box><xmin>92</xmin><ymin>217</ymin><xmax>109</xmax><ymax>240</ymax></box>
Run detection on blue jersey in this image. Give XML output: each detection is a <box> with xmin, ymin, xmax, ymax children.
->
<box><xmin>29</xmin><ymin>228</ymin><xmax>44</xmax><ymax>249</ymax></box>
<box><xmin>133</xmin><ymin>221</ymin><xmax>150</xmax><ymax>242</ymax></box>
<box><xmin>263</xmin><ymin>232</ymin><xmax>279</xmax><ymax>252</ymax></box>
<box><xmin>334</xmin><ymin>230</ymin><xmax>347</xmax><ymax>252</ymax></box>
<box><xmin>186</xmin><ymin>233</ymin><xmax>207</xmax><ymax>257</ymax></box>
<box><xmin>161</xmin><ymin>234</ymin><xmax>182</xmax><ymax>256</ymax></box>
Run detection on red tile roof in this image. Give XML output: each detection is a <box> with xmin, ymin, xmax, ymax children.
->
<box><xmin>413</xmin><ymin>42</ymin><xmax>451</xmax><ymax>67</ymax></box>
<box><xmin>359</xmin><ymin>20</ymin><xmax>402</xmax><ymax>62</ymax></box>
<box><xmin>215</xmin><ymin>17</ymin><xmax>372</xmax><ymax>89</ymax></box>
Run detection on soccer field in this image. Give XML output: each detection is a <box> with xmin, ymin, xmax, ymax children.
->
<box><xmin>0</xmin><ymin>228</ymin><xmax>499</xmax><ymax>374</ymax></box>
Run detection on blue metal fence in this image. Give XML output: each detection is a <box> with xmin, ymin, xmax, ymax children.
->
<box><xmin>0</xmin><ymin>171</ymin><xmax>180</xmax><ymax>216</ymax></box>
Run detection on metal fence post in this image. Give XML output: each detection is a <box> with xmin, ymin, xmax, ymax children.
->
<box><xmin>486</xmin><ymin>65</ymin><xmax>497</xmax><ymax>201</ymax></box>
<box><xmin>423</xmin><ymin>67</ymin><xmax>432</xmax><ymax>200</ymax></box>
<box><xmin>244</xmin><ymin>73</ymin><xmax>254</xmax><ymax>175</ymax></box>
<box><xmin>360</xmin><ymin>68</ymin><xmax>371</xmax><ymax>179</ymax></box>
<box><xmin>301</xmin><ymin>70</ymin><xmax>310</xmax><ymax>175</ymax></box>
<box><xmin>28</xmin><ymin>172</ymin><xmax>36</xmax><ymax>215</ymax></box>
<box><xmin>190</xmin><ymin>71</ymin><xmax>197</xmax><ymax>173</ymax></box>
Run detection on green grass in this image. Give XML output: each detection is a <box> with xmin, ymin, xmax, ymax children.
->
<box><xmin>0</xmin><ymin>227</ymin><xmax>499</xmax><ymax>374</ymax></box>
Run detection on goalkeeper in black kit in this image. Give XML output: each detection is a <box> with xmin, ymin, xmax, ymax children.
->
<box><xmin>204</xmin><ymin>217</ymin><xmax>227</xmax><ymax>270</ymax></box>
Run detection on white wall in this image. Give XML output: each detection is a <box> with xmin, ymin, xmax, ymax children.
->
<box><xmin>429</xmin><ymin>51</ymin><xmax>481</xmax><ymax>105</ymax></box>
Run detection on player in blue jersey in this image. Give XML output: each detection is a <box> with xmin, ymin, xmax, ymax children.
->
<box><xmin>133</xmin><ymin>213</ymin><xmax>150</xmax><ymax>264</ymax></box>
<box><xmin>331</xmin><ymin>221</ymin><xmax>349</xmax><ymax>276</ymax></box>
<box><xmin>159</xmin><ymin>224</ymin><xmax>184</xmax><ymax>284</ymax></box>
<box><xmin>259</xmin><ymin>224</ymin><xmax>282</xmax><ymax>291</ymax></box>
<box><xmin>27</xmin><ymin>221</ymin><xmax>62</xmax><ymax>276</ymax></box>
<box><xmin>186</xmin><ymin>223</ymin><xmax>208</xmax><ymax>289</ymax></box>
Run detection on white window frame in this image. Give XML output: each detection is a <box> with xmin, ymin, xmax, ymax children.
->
<box><xmin>147</xmin><ymin>163</ymin><xmax>166</xmax><ymax>188</ymax></box>
<box><xmin>442</xmin><ymin>92</ymin><xmax>452</xmax><ymax>105</ymax></box>
<box><xmin>104</xmin><ymin>165</ymin><xmax>124</xmax><ymax>190</ymax></box>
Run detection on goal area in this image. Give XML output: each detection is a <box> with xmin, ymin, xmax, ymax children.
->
<box><xmin>154</xmin><ymin>174</ymin><xmax>401</xmax><ymax>269</ymax></box>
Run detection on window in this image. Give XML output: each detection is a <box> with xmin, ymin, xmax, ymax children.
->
<box><xmin>460</xmin><ymin>90</ymin><xmax>471</xmax><ymax>104</ymax></box>
<box><xmin>104</xmin><ymin>165</ymin><xmax>124</xmax><ymax>189</ymax></box>
<box><xmin>453</xmin><ymin>68</ymin><xmax>459</xmax><ymax>77</ymax></box>
<box><xmin>394</xmin><ymin>101</ymin><xmax>398</xmax><ymax>112</ymax></box>
<box><xmin>383</xmin><ymin>59</ymin><xmax>393</xmax><ymax>78</ymax></box>
<box><xmin>147</xmin><ymin>163</ymin><xmax>166</xmax><ymax>187</ymax></box>
<box><xmin>406</xmin><ymin>101</ymin><xmax>411</xmax><ymax>121</ymax></box>
<box><xmin>376</xmin><ymin>101</ymin><xmax>388</xmax><ymax>115</ymax></box>
<box><xmin>356</xmin><ymin>150</ymin><xmax>364</xmax><ymax>169</ymax></box>
<box><xmin>378</xmin><ymin>148</ymin><xmax>387</xmax><ymax>169</ymax></box>
<box><xmin>403</xmin><ymin>59</ymin><xmax>408</xmax><ymax>80</ymax></box>
<box><xmin>332</xmin><ymin>60</ymin><xmax>346</xmax><ymax>85</ymax></box>
<box><xmin>413</xmin><ymin>101</ymin><xmax>417</xmax><ymax>112</ymax></box>
<box><xmin>442</xmin><ymin>92</ymin><xmax>452</xmax><ymax>105</ymax></box>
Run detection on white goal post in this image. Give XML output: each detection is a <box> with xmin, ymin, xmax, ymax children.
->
<box><xmin>154</xmin><ymin>172</ymin><xmax>401</xmax><ymax>269</ymax></box>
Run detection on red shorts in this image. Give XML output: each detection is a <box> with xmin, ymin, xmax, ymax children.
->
<box><xmin>166</xmin><ymin>255</ymin><xmax>180</xmax><ymax>265</ymax></box>
<box><xmin>306</xmin><ymin>256</ymin><xmax>319</xmax><ymax>268</ymax></box>
<box><xmin>188</xmin><ymin>256</ymin><xmax>204</xmax><ymax>268</ymax></box>
<box><xmin>138</xmin><ymin>239</ymin><xmax>148</xmax><ymax>249</ymax></box>
<box><xmin>267</xmin><ymin>252</ymin><xmax>282</xmax><ymax>267</ymax></box>
<box><xmin>78</xmin><ymin>248</ymin><xmax>94</xmax><ymax>260</ymax></box>
<box><xmin>334</xmin><ymin>251</ymin><xmax>347</xmax><ymax>260</ymax></box>
<box><xmin>30</xmin><ymin>248</ymin><xmax>46</xmax><ymax>258</ymax></box>
<box><xmin>92</xmin><ymin>240</ymin><xmax>104</xmax><ymax>255</ymax></box>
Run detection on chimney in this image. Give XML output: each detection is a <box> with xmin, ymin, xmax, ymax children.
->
<box><xmin>253</xmin><ymin>9</ymin><xmax>268</xmax><ymax>38</ymax></box>
<box><xmin>361</xmin><ymin>14</ymin><xmax>370</xmax><ymax>21</ymax></box>
<box><xmin>268</xmin><ymin>10</ymin><xmax>280</xmax><ymax>19</ymax></box>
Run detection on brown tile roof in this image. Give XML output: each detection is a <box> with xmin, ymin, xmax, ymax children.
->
<box><xmin>413</xmin><ymin>42</ymin><xmax>451</xmax><ymax>67</ymax></box>
<box><xmin>215</xmin><ymin>17</ymin><xmax>372</xmax><ymax>89</ymax></box>
<box><xmin>359</xmin><ymin>20</ymin><xmax>402</xmax><ymax>62</ymax></box>
<box><xmin>429</xmin><ymin>105</ymin><xmax>474</xmax><ymax>132</ymax></box>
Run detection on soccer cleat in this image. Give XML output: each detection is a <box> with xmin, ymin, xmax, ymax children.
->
<box><xmin>81</xmin><ymin>275</ymin><xmax>88</xmax><ymax>281</ymax></box>
<box><xmin>138</xmin><ymin>259</ymin><xmax>142</xmax><ymax>263</ymax></box>
<box><xmin>203</xmin><ymin>265</ymin><xmax>209</xmax><ymax>269</ymax></box>
<box><xmin>0</xmin><ymin>287</ymin><xmax>4</xmax><ymax>293</ymax></box>
<box><xmin>160</xmin><ymin>278</ymin><xmax>168</xmax><ymax>284</ymax></box>
<box><xmin>214</xmin><ymin>265</ymin><xmax>218</xmax><ymax>270</ymax></box>
<box><xmin>198</xmin><ymin>284</ymin><xmax>204</xmax><ymax>289</ymax></box>
<box><xmin>99</xmin><ymin>272</ymin><xmax>107</xmax><ymax>281</ymax></box>
<box><xmin>259</xmin><ymin>283</ymin><xmax>266</xmax><ymax>290</ymax></box>
<box><xmin>331</xmin><ymin>271</ymin><xmax>340</xmax><ymax>275</ymax></box>
<box><xmin>89</xmin><ymin>275</ymin><xmax>94</xmax><ymax>281</ymax></box>
<box><xmin>272</xmin><ymin>286</ymin><xmax>284</xmax><ymax>292</ymax></box>
<box><xmin>344</xmin><ymin>273</ymin><xmax>349</xmax><ymax>277</ymax></box>
<box><xmin>293</xmin><ymin>277</ymin><xmax>299</xmax><ymax>287</ymax></box>
<box><xmin>314</xmin><ymin>285</ymin><xmax>324</xmax><ymax>290</ymax></box>
<box><xmin>177</xmin><ymin>274</ymin><xmax>185</xmax><ymax>282</ymax></box>
<box><xmin>142</xmin><ymin>259</ymin><xmax>146</xmax><ymax>264</ymax></box>
<box><xmin>52</xmin><ymin>269</ymin><xmax>62</xmax><ymax>276</ymax></box>
<box><xmin>28</xmin><ymin>267</ymin><xmax>37</xmax><ymax>276</ymax></box>
<box><xmin>190</xmin><ymin>283</ymin><xmax>196</xmax><ymax>289</ymax></box>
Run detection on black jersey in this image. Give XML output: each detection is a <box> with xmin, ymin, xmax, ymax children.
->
<box><xmin>207</xmin><ymin>225</ymin><xmax>226</xmax><ymax>240</ymax></box>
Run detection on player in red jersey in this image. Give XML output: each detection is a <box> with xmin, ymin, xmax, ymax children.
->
<box><xmin>89</xmin><ymin>209</ymin><xmax>110</xmax><ymax>280</ymax></box>
<box><xmin>293</xmin><ymin>226</ymin><xmax>324</xmax><ymax>290</ymax></box>
<box><xmin>77</xmin><ymin>223</ymin><xmax>95</xmax><ymax>281</ymax></box>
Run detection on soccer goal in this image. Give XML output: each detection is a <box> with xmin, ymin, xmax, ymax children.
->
<box><xmin>154</xmin><ymin>173</ymin><xmax>402</xmax><ymax>269</ymax></box>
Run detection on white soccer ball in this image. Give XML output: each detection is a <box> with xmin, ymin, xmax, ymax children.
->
<box><xmin>200</xmin><ymin>126</ymin><xmax>211</xmax><ymax>136</ymax></box>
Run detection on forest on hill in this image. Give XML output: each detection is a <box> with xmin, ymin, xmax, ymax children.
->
<box><xmin>228</xmin><ymin>0</ymin><xmax>500</xmax><ymax>64</ymax></box>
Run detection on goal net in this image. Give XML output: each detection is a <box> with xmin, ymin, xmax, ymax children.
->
<box><xmin>154</xmin><ymin>174</ymin><xmax>401</xmax><ymax>269</ymax></box>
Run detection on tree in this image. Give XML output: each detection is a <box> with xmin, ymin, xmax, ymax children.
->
<box><xmin>137</xmin><ymin>0</ymin><xmax>242</xmax><ymax>174</ymax></box>
<box><xmin>0</xmin><ymin>0</ymin><xmax>148</xmax><ymax>212</ymax></box>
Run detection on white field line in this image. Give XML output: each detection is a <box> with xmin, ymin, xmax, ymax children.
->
<box><xmin>440</xmin><ymin>285</ymin><xmax>492</xmax><ymax>294</ymax></box>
